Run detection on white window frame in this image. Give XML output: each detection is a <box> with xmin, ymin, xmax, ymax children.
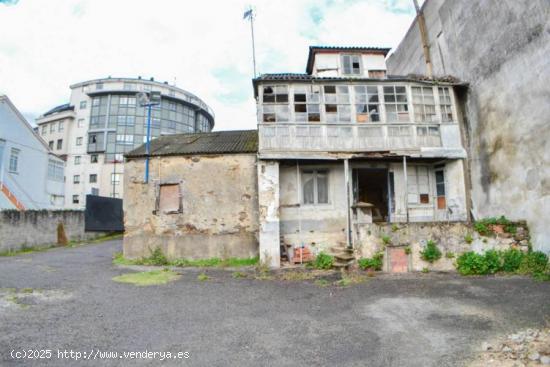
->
<box><xmin>341</xmin><ymin>54</ymin><xmax>362</xmax><ymax>75</ymax></box>
<box><xmin>9</xmin><ymin>148</ymin><xmax>20</xmax><ymax>173</ymax></box>
<box><xmin>301</xmin><ymin>169</ymin><xmax>330</xmax><ymax>205</ymax></box>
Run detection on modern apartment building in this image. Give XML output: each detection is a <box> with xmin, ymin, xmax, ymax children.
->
<box><xmin>0</xmin><ymin>95</ymin><xmax>65</xmax><ymax>210</ymax></box>
<box><xmin>36</xmin><ymin>77</ymin><xmax>215</xmax><ymax>208</ymax></box>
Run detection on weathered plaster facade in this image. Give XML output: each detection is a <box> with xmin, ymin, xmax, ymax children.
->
<box><xmin>387</xmin><ymin>0</ymin><xmax>550</xmax><ymax>253</ymax></box>
<box><xmin>124</xmin><ymin>154</ymin><xmax>259</xmax><ymax>260</ymax></box>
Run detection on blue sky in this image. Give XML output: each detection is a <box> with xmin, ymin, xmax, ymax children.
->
<box><xmin>0</xmin><ymin>0</ymin><xmax>420</xmax><ymax>130</ymax></box>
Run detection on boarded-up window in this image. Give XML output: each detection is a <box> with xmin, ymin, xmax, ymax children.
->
<box><xmin>407</xmin><ymin>166</ymin><xmax>430</xmax><ymax>204</ymax></box>
<box><xmin>159</xmin><ymin>184</ymin><xmax>181</xmax><ymax>213</ymax></box>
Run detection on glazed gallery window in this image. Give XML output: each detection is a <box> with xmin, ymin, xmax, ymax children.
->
<box><xmin>157</xmin><ymin>183</ymin><xmax>182</xmax><ymax>214</ymax></box>
<box><xmin>262</xmin><ymin>85</ymin><xmax>289</xmax><ymax>122</ymax></box>
<box><xmin>354</xmin><ymin>86</ymin><xmax>380</xmax><ymax>122</ymax></box>
<box><xmin>407</xmin><ymin>166</ymin><xmax>430</xmax><ymax>204</ymax></box>
<box><xmin>384</xmin><ymin>86</ymin><xmax>409</xmax><ymax>122</ymax></box>
<box><xmin>412</xmin><ymin>86</ymin><xmax>436</xmax><ymax>122</ymax></box>
<box><xmin>341</xmin><ymin>54</ymin><xmax>361</xmax><ymax>75</ymax></box>
<box><xmin>435</xmin><ymin>167</ymin><xmax>446</xmax><ymax>209</ymax></box>
<box><xmin>302</xmin><ymin>169</ymin><xmax>329</xmax><ymax>205</ymax></box>
<box><xmin>47</xmin><ymin>159</ymin><xmax>64</xmax><ymax>182</ymax></box>
<box><xmin>438</xmin><ymin>87</ymin><xmax>453</xmax><ymax>122</ymax></box>
<box><xmin>294</xmin><ymin>85</ymin><xmax>321</xmax><ymax>122</ymax></box>
<box><xmin>324</xmin><ymin>85</ymin><xmax>350</xmax><ymax>123</ymax></box>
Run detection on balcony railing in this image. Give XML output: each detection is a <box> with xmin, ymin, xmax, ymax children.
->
<box><xmin>258</xmin><ymin>123</ymin><xmax>443</xmax><ymax>153</ymax></box>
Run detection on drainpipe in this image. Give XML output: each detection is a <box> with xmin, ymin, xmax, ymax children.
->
<box><xmin>403</xmin><ymin>156</ymin><xmax>409</xmax><ymax>223</ymax></box>
<box><xmin>413</xmin><ymin>0</ymin><xmax>433</xmax><ymax>78</ymax></box>
<box><xmin>344</xmin><ymin>159</ymin><xmax>352</xmax><ymax>249</ymax></box>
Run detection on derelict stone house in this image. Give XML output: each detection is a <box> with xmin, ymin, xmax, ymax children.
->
<box><xmin>123</xmin><ymin>130</ymin><xmax>259</xmax><ymax>260</ymax></box>
<box><xmin>255</xmin><ymin>46</ymin><xmax>470</xmax><ymax>268</ymax></box>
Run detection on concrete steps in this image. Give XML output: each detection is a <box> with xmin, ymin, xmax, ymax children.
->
<box><xmin>328</xmin><ymin>245</ymin><xmax>355</xmax><ymax>269</ymax></box>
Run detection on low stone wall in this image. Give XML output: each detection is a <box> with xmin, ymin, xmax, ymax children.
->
<box><xmin>0</xmin><ymin>210</ymin><xmax>108</xmax><ymax>252</ymax></box>
<box><xmin>354</xmin><ymin>222</ymin><xmax>530</xmax><ymax>272</ymax></box>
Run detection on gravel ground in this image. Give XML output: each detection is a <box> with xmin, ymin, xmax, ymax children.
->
<box><xmin>1</xmin><ymin>239</ymin><xmax>549</xmax><ymax>367</ymax></box>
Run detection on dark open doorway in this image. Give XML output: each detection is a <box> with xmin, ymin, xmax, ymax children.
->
<box><xmin>353</xmin><ymin>168</ymin><xmax>390</xmax><ymax>222</ymax></box>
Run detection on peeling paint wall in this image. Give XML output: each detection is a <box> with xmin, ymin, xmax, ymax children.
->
<box><xmin>257</xmin><ymin>160</ymin><xmax>280</xmax><ymax>268</ymax></box>
<box><xmin>387</xmin><ymin>0</ymin><xmax>550</xmax><ymax>253</ymax></box>
<box><xmin>123</xmin><ymin>154</ymin><xmax>259</xmax><ymax>259</ymax></box>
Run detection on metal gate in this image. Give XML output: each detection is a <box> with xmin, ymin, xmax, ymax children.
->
<box><xmin>84</xmin><ymin>195</ymin><xmax>124</xmax><ymax>232</ymax></box>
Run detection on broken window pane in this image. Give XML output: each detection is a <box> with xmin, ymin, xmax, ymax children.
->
<box><xmin>438</xmin><ymin>87</ymin><xmax>453</xmax><ymax>121</ymax></box>
<box><xmin>412</xmin><ymin>86</ymin><xmax>437</xmax><ymax>122</ymax></box>
<box><xmin>384</xmin><ymin>86</ymin><xmax>409</xmax><ymax>122</ymax></box>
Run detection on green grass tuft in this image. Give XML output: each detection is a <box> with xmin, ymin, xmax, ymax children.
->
<box><xmin>112</xmin><ymin>270</ymin><xmax>179</xmax><ymax>286</ymax></box>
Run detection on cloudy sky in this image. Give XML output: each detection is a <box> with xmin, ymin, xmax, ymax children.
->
<box><xmin>0</xmin><ymin>0</ymin><xmax>420</xmax><ymax>130</ymax></box>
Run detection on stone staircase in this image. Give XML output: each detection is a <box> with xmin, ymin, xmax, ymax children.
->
<box><xmin>328</xmin><ymin>244</ymin><xmax>355</xmax><ymax>269</ymax></box>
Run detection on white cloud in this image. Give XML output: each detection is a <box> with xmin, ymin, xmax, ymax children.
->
<box><xmin>0</xmin><ymin>0</ymin><xmax>416</xmax><ymax>130</ymax></box>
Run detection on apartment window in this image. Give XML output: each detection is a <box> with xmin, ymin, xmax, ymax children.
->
<box><xmin>168</xmin><ymin>101</ymin><xmax>176</xmax><ymax>111</ymax></box>
<box><xmin>407</xmin><ymin>166</ymin><xmax>430</xmax><ymax>204</ymax></box>
<box><xmin>48</xmin><ymin>141</ymin><xmax>54</xmax><ymax>149</ymax></box>
<box><xmin>89</xmin><ymin>174</ymin><xmax>97</xmax><ymax>183</ymax></box>
<box><xmin>117</xmin><ymin>115</ymin><xmax>135</xmax><ymax>126</ymax></box>
<box><xmin>384</xmin><ymin>86</ymin><xmax>409</xmax><ymax>122</ymax></box>
<box><xmin>9</xmin><ymin>148</ymin><xmax>20</xmax><ymax>173</ymax></box>
<box><xmin>47</xmin><ymin>159</ymin><xmax>64</xmax><ymax>182</ymax></box>
<box><xmin>74</xmin><ymin>156</ymin><xmax>81</xmax><ymax>165</ymax></box>
<box><xmin>72</xmin><ymin>195</ymin><xmax>79</xmax><ymax>204</ymax></box>
<box><xmin>58</xmin><ymin>121</ymin><xmax>64</xmax><ymax>132</ymax></box>
<box><xmin>111</xmin><ymin>173</ymin><xmax>121</xmax><ymax>185</ymax></box>
<box><xmin>41</xmin><ymin>125</ymin><xmax>47</xmax><ymax>134</ymax></box>
<box><xmin>73</xmin><ymin>175</ymin><xmax>80</xmax><ymax>184</ymax></box>
<box><xmin>262</xmin><ymin>85</ymin><xmax>289</xmax><ymax>123</ymax></box>
<box><xmin>119</xmin><ymin>96</ymin><xmax>136</xmax><ymax>106</ymax></box>
<box><xmin>56</xmin><ymin>139</ymin><xmax>62</xmax><ymax>150</ymax></box>
<box><xmin>80</xmin><ymin>101</ymin><xmax>87</xmax><ymax>109</ymax></box>
<box><xmin>123</xmin><ymin>83</ymin><xmax>137</xmax><ymax>91</ymax></box>
<box><xmin>158</xmin><ymin>184</ymin><xmax>182</xmax><ymax>214</ymax></box>
<box><xmin>96</xmin><ymin>82</ymin><xmax>103</xmax><ymax>90</ymax></box>
<box><xmin>77</xmin><ymin>119</ymin><xmax>85</xmax><ymax>128</ymax></box>
<box><xmin>341</xmin><ymin>54</ymin><xmax>361</xmax><ymax>75</ymax></box>
<box><xmin>92</xmin><ymin>98</ymin><xmax>100</xmax><ymax>107</ymax></box>
<box><xmin>324</xmin><ymin>85</ymin><xmax>350</xmax><ymax>122</ymax></box>
<box><xmin>294</xmin><ymin>85</ymin><xmax>321</xmax><ymax>122</ymax></box>
<box><xmin>416</xmin><ymin>126</ymin><xmax>440</xmax><ymax>137</ymax></box>
<box><xmin>91</xmin><ymin>188</ymin><xmax>99</xmax><ymax>196</ymax></box>
<box><xmin>355</xmin><ymin>86</ymin><xmax>380</xmax><ymax>122</ymax></box>
<box><xmin>50</xmin><ymin>123</ymin><xmax>56</xmax><ymax>133</ymax></box>
<box><xmin>116</xmin><ymin>134</ymin><xmax>134</xmax><ymax>145</ymax></box>
<box><xmin>76</xmin><ymin>137</ymin><xmax>83</xmax><ymax>146</ymax></box>
<box><xmin>438</xmin><ymin>87</ymin><xmax>453</xmax><ymax>122</ymax></box>
<box><xmin>302</xmin><ymin>169</ymin><xmax>329</xmax><ymax>205</ymax></box>
<box><xmin>90</xmin><ymin>154</ymin><xmax>98</xmax><ymax>163</ymax></box>
<box><xmin>435</xmin><ymin>166</ymin><xmax>446</xmax><ymax>209</ymax></box>
<box><xmin>412</xmin><ymin>86</ymin><xmax>436</xmax><ymax>122</ymax></box>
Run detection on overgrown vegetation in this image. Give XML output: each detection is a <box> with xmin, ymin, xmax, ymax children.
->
<box><xmin>464</xmin><ymin>233</ymin><xmax>474</xmax><ymax>244</ymax></box>
<box><xmin>0</xmin><ymin>244</ymin><xmax>56</xmax><ymax>257</ymax></box>
<box><xmin>312</xmin><ymin>252</ymin><xmax>334</xmax><ymax>270</ymax></box>
<box><xmin>112</xmin><ymin>269</ymin><xmax>180</xmax><ymax>286</ymax></box>
<box><xmin>456</xmin><ymin>249</ymin><xmax>549</xmax><ymax>280</ymax></box>
<box><xmin>197</xmin><ymin>273</ymin><xmax>209</xmax><ymax>281</ymax></box>
<box><xmin>420</xmin><ymin>240</ymin><xmax>442</xmax><ymax>263</ymax></box>
<box><xmin>112</xmin><ymin>248</ymin><xmax>259</xmax><ymax>268</ymax></box>
<box><xmin>474</xmin><ymin>216</ymin><xmax>517</xmax><ymax>236</ymax></box>
<box><xmin>381</xmin><ymin>235</ymin><xmax>392</xmax><ymax>246</ymax></box>
<box><xmin>358</xmin><ymin>252</ymin><xmax>384</xmax><ymax>271</ymax></box>
<box><xmin>404</xmin><ymin>246</ymin><xmax>411</xmax><ymax>255</ymax></box>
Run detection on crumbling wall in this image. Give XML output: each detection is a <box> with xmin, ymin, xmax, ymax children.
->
<box><xmin>258</xmin><ymin>160</ymin><xmax>280</xmax><ymax>268</ymax></box>
<box><xmin>0</xmin><ymin>210</ymin><xmax>104</xmax><ymax>252</ymax></box>
<box><xmin>123</xmin><ymin>154</ymin><xmax>259</xmax><ymax>260</ymax></box>
<box><xmin>387</xmin><ymin>0</ymin><xmax>550</xmax><ymax>253</ymax></box>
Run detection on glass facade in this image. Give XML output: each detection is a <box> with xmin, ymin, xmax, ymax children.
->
<box><xmin>88</xmin><ymin>94</ymin><xmax>212</xmax><ymax>162</ymax></box>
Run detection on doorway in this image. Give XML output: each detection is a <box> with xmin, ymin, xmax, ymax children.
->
<box><xmin>353</xmin><ymin>168</ymin><xmax>390</xmax><ymax>222</ymax></box>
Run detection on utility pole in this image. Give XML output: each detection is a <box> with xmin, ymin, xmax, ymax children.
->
<box><xmin>244</xmin><ymin>6</ymin><xmax>257</xmax><ymax>78</ymax></box>
<box><xmin>413</xmin><ymin>0</ymin><xmax>433</xmax><ymax>78</ymax></box>
<box><xmin>137</xmin><ymin>91</ymin><xmax>161</xmax><ymax>183</ymax></box>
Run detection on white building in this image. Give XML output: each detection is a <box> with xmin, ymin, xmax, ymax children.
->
<box><xmin>254</xmin><ymin>46</ymin><xmax>469</xmax><ymax>267</ymax></box>
<box><xmin>36</xmin><ymin>77</ymin><xmax>214</xmax><ymax>208</ymax></box>
<box><xmin>0</xmin><ymin>95</ymin><xmax>65</xmax><ymax>210</ymax></box>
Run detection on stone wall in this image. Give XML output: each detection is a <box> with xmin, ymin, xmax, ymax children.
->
<box><xmin>355</xmin><ymin>222</ymin><xmax>529</xmax><ymax>272</ymax></box>
<box><xmin>386</xmin><ymin>0</ymin><xmax>550</xmax><ymax>253</ymax></box>
<box><xmin>0</xmin><ymin>210</ymin><xmax>105</xmax><ymax>252</ymax></box>
<box><xmin>124</xmin><ymin>154</ymin><xmax>259</xmax><ymax>260</ymax></box>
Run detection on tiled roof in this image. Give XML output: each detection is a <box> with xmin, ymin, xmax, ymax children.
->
<box><xmin>125</xmin><ymin>130</ymin><xmax>258</xmax><ymax>158</ymax></box>
<box><xmin>43</xmin><ymin>103</ymin><xmax>74</xmax><ymax>116</ymax></box>
<box><xmin>307</xmin><ymin>46</ymin><xmax>392</xmax><ymax>74</ymax></box>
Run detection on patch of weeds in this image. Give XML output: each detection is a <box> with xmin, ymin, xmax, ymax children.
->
<box><xmin>279</xmin><ymin>271</ymin><xmax>316</xmax><ymax>281</ymax></box>
<box><xmin>358</xmin><ymin>252</ymin><xmax>384</xmax><ymax>271</ymax></box>
<box><xmin>420</xmin><ymin>240</ymin><xmax>442</xmax><ymax>263</ymax></box>
<box><xmin>421</xmin><ymin>267</ymin><xmax>430</xmax><ymax>273</ymax></box>
<box><xmin>391</xmin><ymin>224</ymin><xmax>399</xmax><ymax>232</ymax></box>
<box><xmin>381</xmin><ymin>235</ymin><xmax>392</xmax><ymax>246</ymax></box>
<box><xmin>0</xmin><ymin>244</ymin><xmax>56</xmax><ymax>257</ymax></box>
<box><xmin>112</xmin><ymin>270</ymin><xmax>179</xmax><ymax>286</ymax></box>
<box><xmin>314</xmin><ymin>279</ymin><xmax>330</xmax><ymax>287</ymax></box>
<box><xmin>197</xmin><ymin>273</ymin><xmax>209</xmax><ymax>281</ymax></box>
<box><xmin>112</xmin><ymin>251</ymin><xmax>139</xmax><ymax>266</ymax></box>
<box><xmin>464</xmin><ymin>233</ymin><xmax>474</xmax><ymax>244</ymax></box>
<box><xmin>445</xmin><ymin>252</ymin><xmax>455</xmax><ymax>259</ymax></box>
<box><xmin>404</xmin><ymin>246</ymin><xmax>411</xmax><ymax>255</ymax></box>
<box><xmin>221</xmin><ymin>257</ymin><xmax>259</xmax><ymax>267</ymax></box>
<box><xmin>232</xmin><ymin>271</ymin><xmax>247</xmax><ymax>279</ymax></box>
<box><xmin>517</xmin><ymin>251</ymin><xmax>548</xmax><ymax>276</ymax></box>
<box><xmin>336</xmin><ymin>273</ymin><xmax>367</xmax><ymax>287</ymax></box>
<box><xmin>501</xmin><ymin>248</ymin><xmax>524</xmax><ymax>272</ymax></box>
<box><xmin>474</xmin><ymin>216</ymin><xmax>517</xmax><ymax>236</ymax></box>
<box><xmin>21</xmin><ymin>288</ymin><xmax>34</xmax><ymax>294</ymax></box>
<box><xmin>141</xmin><ymin>247</ymin><xmax>169</xmax><ymax>266</ymax></box>
<box><xmin>312</xmin><ymin>252</ymin><xmax>333</xmax><ymax>270</ymax></box>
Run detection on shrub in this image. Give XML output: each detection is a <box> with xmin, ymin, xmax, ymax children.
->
<box><xmin>420</xmin><ymin>240</ymin><xmax>442</xmax><ymax>263</ymax></box>
<box><xmin>313</xmin><ymin>252</ymin><xmax>334</xmax><ymax>270</ymax></box>
<box><xmin>381</xmin><ymin>235</ymin><xmax>392</xmax><ymax>246</ymax></box>
<box><xmin>358</xmin><ymin>252</ymin><xmax>384</xmax><ymax>271</ymax></box>
<box><xmin>464</xmin><ymin>233</ymin><xmax>473</xmax><ymax>244</ymax></box>
<box><xmin>421</xmin><ymin>267</ymin><xmax>429</xmax><ymax>273</ymax></box>
<box><xmin>474</xmin><ymin>216</ymin><xmax>517</xmax><ymax>236</ymax></box>
<box><xmin>518</xmin><ymin>251</ymin><xmax>549</xmax><ymax>276</ymax></box>
<box><xmin>484</xmin><ymin>249</ymin><xmax>502</xmax><ymax>274</ymax></box>
<box><xmin>456</xmin><ymin>252</ymin><xmax>490</xmax><ymax>275</ymax></box>
<box><xmin>501</xmin><ymin>249</ymin><xmax>524</xmax><ymax>272</ymax></box>
<box><xmin>142</xmin><ymin>247</ymin><xmax>169</xmax><ymax>266</ymax></box>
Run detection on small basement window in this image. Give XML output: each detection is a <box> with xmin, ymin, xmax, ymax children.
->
<box><xmin>158</xmin><ymin>184</ymin><xmax>181</xmax><ymax>214</ymax></box>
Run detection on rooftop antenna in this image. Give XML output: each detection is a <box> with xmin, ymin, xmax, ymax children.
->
<box><xmin>243</xmin><ymin>6</ymin><xmax>257</xmax><ymax>78</ymax></box>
